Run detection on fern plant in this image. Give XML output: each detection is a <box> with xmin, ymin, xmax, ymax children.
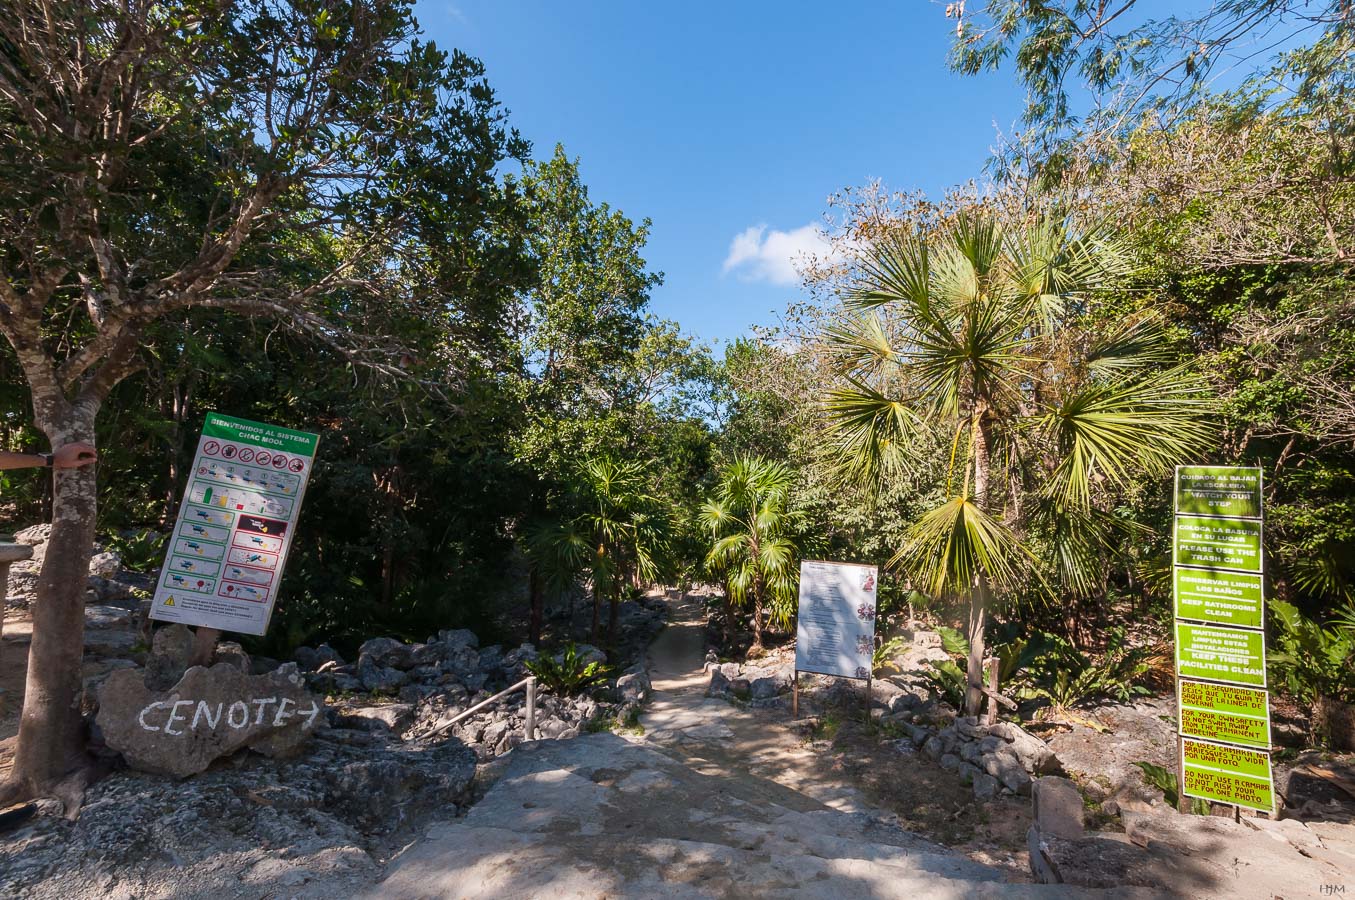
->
<box><xmin>525</xmin><ymin>643</ymin><xmax>611</xmax><ymax>696</ymax></box>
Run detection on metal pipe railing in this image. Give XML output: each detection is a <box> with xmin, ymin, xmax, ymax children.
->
<box><xmin>427</xmin><ymin>674</ymin><xmax>537</xmax><ymax>742</ymax></box>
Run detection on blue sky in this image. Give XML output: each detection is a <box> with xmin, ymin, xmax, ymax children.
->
<box><xmin>417</xmin><ymin>2</ymin><xmax>1028</xmax><ymax>346</ymax></box>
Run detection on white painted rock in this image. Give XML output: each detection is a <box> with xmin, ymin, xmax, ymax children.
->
<box><xmin>96</xmin><ymin>662</ymin><xmax>323</xmax><ymax>777</ymax></box>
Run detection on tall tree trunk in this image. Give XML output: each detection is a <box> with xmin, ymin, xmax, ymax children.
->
<box><xmin>965</xmin><ymin>405</ymin><xmax>994</xmax><ymax>717</ymax></box>
<box><xmin>3</xmin><ymin>408</ymin><xmax>98</xmax><ymax>806</ymax></box>
<box><xmin>528</xmin><ymin>569</ymin><xmax>544</xmax><ymax>646</ymax></box>
<box><xmin>607</xmin><ymin>578</ymin><xmax>620</xmax><ymax>647</ymax></box>
<box><xmin>722</xmin><ymin>579</ymin><xmax>736</xmax><ymax>644</ymax></box>
<box><xmin>750</xmin><ymin>579</ymin><xmax>765</xmax><ymax>655</ymax></box>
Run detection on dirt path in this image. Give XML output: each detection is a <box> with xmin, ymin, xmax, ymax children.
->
<box><xmin>629</xmin><ymin>594</ymin><xmax>1033</xmax><ymax>872</ymax></box>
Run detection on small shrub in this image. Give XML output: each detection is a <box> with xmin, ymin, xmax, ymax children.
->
<box><xmin>923</xmin><ymin>658</ymin><xmax>967</xmax><ymax>708</ymax></box>
<box><xmin>1133</xmin><ymin>761</ymin><xmax>1210</xmax><ymax>815</ymax></box>
<box><xmin>872</xmin><ymin>635</ymin><xmax>910</xmax><ymax>674</ymax></box>
<box><xmin>526</xmin><ymin>643</ymin><xmax>610</xmax><ymax>696</ymax></box>
<box><xmin>103</xmin><ymin>528</ymin><xmax>168</xmax><ymax>573</ymax></box>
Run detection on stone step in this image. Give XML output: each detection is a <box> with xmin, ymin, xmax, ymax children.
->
<box><xmin>370</xmin><ymin>734</ymin><xmax>1157</xmax><ymax>898</ymax></box>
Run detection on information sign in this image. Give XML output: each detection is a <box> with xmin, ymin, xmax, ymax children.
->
<box><xmin>1173</xmin><ymin>567</ymin><xmax>1264</xmax><ymax>629</ymax></box>
<box><xmin>1171</xmin><ymin>465</ymin><xmax>1272</xmax><ymax>813</ymax></box>
<box><xmin>1175</xmin><ymin>622</ymin><xmax>1266</xmax><ymax>688</ymax></box>
<box><xmin>151</xmin><ymin>414</ymin><xmax>318</xmax><ymax>635</ymax></box>
<box><xmin>1181</xmin><ymin>737</ymin><xmax>1276</xmax><ymax>813</ymax></box>
<box><xmin>1175</xmin><ymin>466</ymin><xmax>1263</xmax><ymax>518</ymax></box>
<box><xmin>794</xmin><ymin>560</ymin><xmax>878</xmax><ymax>680</ymax></box>
<box><xmin>1174</xmin><ymin>516</ymin><xmax>1262</xmax><ymax>573</ymax></box>
<box><xmin>1177</xmin><ymin>680</ymin><xmax>1271</xmax><ymax>749</ymax></box>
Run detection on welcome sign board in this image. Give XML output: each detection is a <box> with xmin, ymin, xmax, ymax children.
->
<box><xmin>794</xmin><ymin>560</ymin><xmax>878</xmax><ymax>680</ymax></box>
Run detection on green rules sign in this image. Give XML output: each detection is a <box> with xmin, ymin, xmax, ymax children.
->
<box><xmin>1172</xmin><ymin>465</ymin><xmax>1273</xmax><ymax>814</ymax></box>
<box><xmin>1175</xmin><ymin>622</ymin><xmax>1266</xmax><ymax>688</ymax></box>
<box><xmin>1181</xmin><ymin>737</ymin><xmax>1275</xmax><ymax>813</ymax></box>
<box><xmin>1175</xmin><ymin>466</ymin><xmax>1263</xmax><ymax>518</ymax></box>
<box><xmin>1173</xmin><ymin>567</ymin><xmax>1264</xmax><ymax>628</ymax></box>
<box><xmin>1174</xmin><ymin>516</ymin><xmax>1262</xmax><ymax>573</ymax></box>
<box><xmin>1177</xmin><ymin>680</ymin><xmax>1271</xmax><ymax>749</ymax></box>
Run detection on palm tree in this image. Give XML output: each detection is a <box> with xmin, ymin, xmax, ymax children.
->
<box><xmin>699</xmin><ymin>456</ymin><xmax>803</xmax><ymax>654</ymax></box>
<box><xmin>530</xmin><ymin>456</ymin><xmax>669</xmax><ymax>647</ymax></box>
<box><xmin>823</xmin><ymin>211</ymin><xmax>1216</xmax><ymax>716</ymax></box>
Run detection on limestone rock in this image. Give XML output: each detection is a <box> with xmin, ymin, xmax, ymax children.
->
<box><xmin>358</xmin><ymin>655</ymin><xmax>409</xmax><ymax>693</ymax></box>
<box><xmin>145</xmin><ymin>623</ymin><xmax>196</xmax><ymax>691</ymax></box>
<box><xmin>337</xmin><ymin>702</ymin><xmax>416</xmax><ymax>735</ymax></box>
<box><xmin>982</xmin><ymin>747</ymin><xmax>1033</xmax><ymax>794</ymax></box>
<box><xmin>294</xmin><ymin>643</ymin><xmax>344</xmax><ymax>671</ymax></box>
<box><xmin>972</xmin><ymin>770</ymin><xmax>1001</xmax><ymax>800</ymax></box>
<box><xmin>96</xmin><ymin>662</ymin><xmax>323</xmax><ymax>777</ymax></box>
<box><xmin>84</xmin><ymin>605</ymin><xmax>129</xmax><ymax>628</ymax></box>
<box><xmin>436</xmin><ymin>628</ymin><xmax>479</xmax><ymax>651</ymax></box>
<box><xmin>88</xmin><ymin>550</ymin><xmax>121</xmax><ymax>579</ymax></box>
<box><xmin>616</xmin><ymin>667</ymin><xmax>651</xmax><ymax>704</ymax></box>
<box><xmin>1032</xmin><ymin>776</ymin><xmax>1086</xmax><ymax>840</ymax></box>
<box><xmin>359</xmin><ymin>636</ymin><xmax>416</xmax><ymax>671</ymax></box>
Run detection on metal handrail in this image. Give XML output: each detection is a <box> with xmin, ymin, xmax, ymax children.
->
<box><xmin>427</xmin><ymin>674</ymin><xmax>538</xmax><ymax>742</ymax></box>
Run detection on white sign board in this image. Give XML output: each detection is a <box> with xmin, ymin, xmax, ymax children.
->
<box><xmin>151</xmin><ymin>413</ymin><xmax>318</xmax><ymax>635</ymax></box>
<box><xmin>794</xmin><ymin>560</ymin><xmax>878</xmax><ymax>679</ymax></box>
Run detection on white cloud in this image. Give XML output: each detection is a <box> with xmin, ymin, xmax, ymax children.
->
<box><xmin>722</xmin><ymin>222</ymin><xmax>833</xmax><ymax>286</ymax></box>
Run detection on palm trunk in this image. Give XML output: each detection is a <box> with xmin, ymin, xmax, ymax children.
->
<box><xmin>4</xmin><ymin>408</ymin><xmax>97</xmax><ymax>805</ymax></box>
<box><xmin>722</xmin><ymin>579</ymin><xmax>736</xmax><ymax>643</ymax></box>
<box><xmin>964</xmin><ymin>405</ymin><xmax>994</xmax><ymax>717</ymax></box>
<box><xmin>528</xmin><ymin>569</ymin><xmax>544</xmax><ymax>646</ymax></box>
<box><xmin>607</xmin><ymin>576</ymin><xmax>620</xmax><ymax>647</ymax></box>
<box><xmin>750</xmin><ymin>573</ymin><xmax>765</xmax><ymax>654</ymax></box>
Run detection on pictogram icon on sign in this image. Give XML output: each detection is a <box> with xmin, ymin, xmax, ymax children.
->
<box><xmin>255</xmin><ymin>451</ymin><xmax>271</xmax><ymax>467</ymax></box>
<box><xmin>271</xmin><ymin>454</ymin><xmax>287</xmax><ymax>469</ymax></box>
<box><xmin>203</xmin><ymin>441</ymin><xmax>220</xmax><ymax>456</ymax></box>
<box><xmin>238</xmin><ymin>448</ymin><xmax>255</xmax><ymax>463</ymax></box>
<box><xmin>222</xmin><ymin>445</ymin><xmax>237</xmax><ymax>459</ymax></box>
<box><xmin>288</xmin><ymin>458</ymin><xmax>305</xmax><ymax>473</ymax></box>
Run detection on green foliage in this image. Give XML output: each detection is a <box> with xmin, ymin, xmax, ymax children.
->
<box><xmin>525</xmin><ymin>644</ymin><xmax>611</xmax><ymax>696</ymax></box>
<box><xmin>1014</xmin><ymin>629</ymin><xmax>1152</xmax><ymax>710</ymax></box>
<box><xmin>100</xmin><ymin>530</ymin><xmax>169</xmax><ymax>575</ymax></box>
<box><xmin>822</xmin><ymin>208</ymin><xmax>1215</xmax><ymax>715</ymax></box>
<box><xmin>1269</xmin><ymin>599</ymin><xmax>1355</xmax><ymax>707</ymax></box>
<box><xmin>700</xmin><ymin>456</ymin><xmax>805</xmax><ymax>643</ymax></box>
<box><xmin>1134</xmin><ymin>761</ymin><xmax>1211</xmax><ymax>816</ymax></box>
<box><xmin>872</xmin><ymin>635</ymin><xmax>910</xmax><ymax>674</ymax></box>
<box><xmin>924</xmin><ymin>659</ymin><xmax>968</xmax><ymax>709</ymax></box>
<box><xmin>937</xmin><ymin>626</ymin><xmax>970</xmax><ymax>659</ymax></box>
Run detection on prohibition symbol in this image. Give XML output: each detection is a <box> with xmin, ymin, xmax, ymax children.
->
<box><xmin>203</xmin><ymin>440</ymin><xmax>220</xmax><ymax>456</ymax></box>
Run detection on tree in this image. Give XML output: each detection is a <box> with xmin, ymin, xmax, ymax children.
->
<box><xmin>822</xmin><ymin>210</ymin><xmax>1216</xmax><ymax>715</ymax></box>
<box><xmin>699</xmin><ymin>456</ymin><xmax>803</xmax><ymax>653</ymax></box>
<box><xmin>943</xmin><ymin>0</ymin><xmax>1353</xmax><ymax>149</ymax></box>
<box><xmin>532</xmin><ymin>457</ymin><xmax>669</xmax><ymax>647</ymax></box>
<box><xmin>0</xmin><ymin>0</ymin><xmax>524</xmax><ymax>803</ymax></box>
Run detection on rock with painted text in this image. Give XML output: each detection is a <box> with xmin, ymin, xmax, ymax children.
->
<box><xmin>95</xmin><ymin>661</ymin><xmax>324</xmax><ymax>777</ymax></box>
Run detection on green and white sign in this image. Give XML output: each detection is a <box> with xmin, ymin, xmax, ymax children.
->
<box><xmin>1173</xmin><ymin>567</ymin><xmax>1264</xmax><ymax>629</ymax></box>
<box><xmin>151</xmin><ymin>413</ymin><xmax>319</xmax><ymax>636</ymax></box>
<box><xmin>1181</xmin><ymin>737</ymin><xmax>1275</xmax><ymax>813</ymax></box>
<box><xmin>1175</xmin><ymin>466</ymin><xmax>1263</xmax><ymax>518</ymax></box>
<box><xmin>1177</xmin><ymin>680</ymin><xmax>1271</xmax><ymax>749</ymax></box>
<box><xmin>1175</xmin><ymin>622</ymin><xmax>1266</xmax><ymax>688</ymax></box>
<box><xmin>1174</xmin><ymin>516</ymin><xmax>1262</xmax><ymax>573</ymax></box>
